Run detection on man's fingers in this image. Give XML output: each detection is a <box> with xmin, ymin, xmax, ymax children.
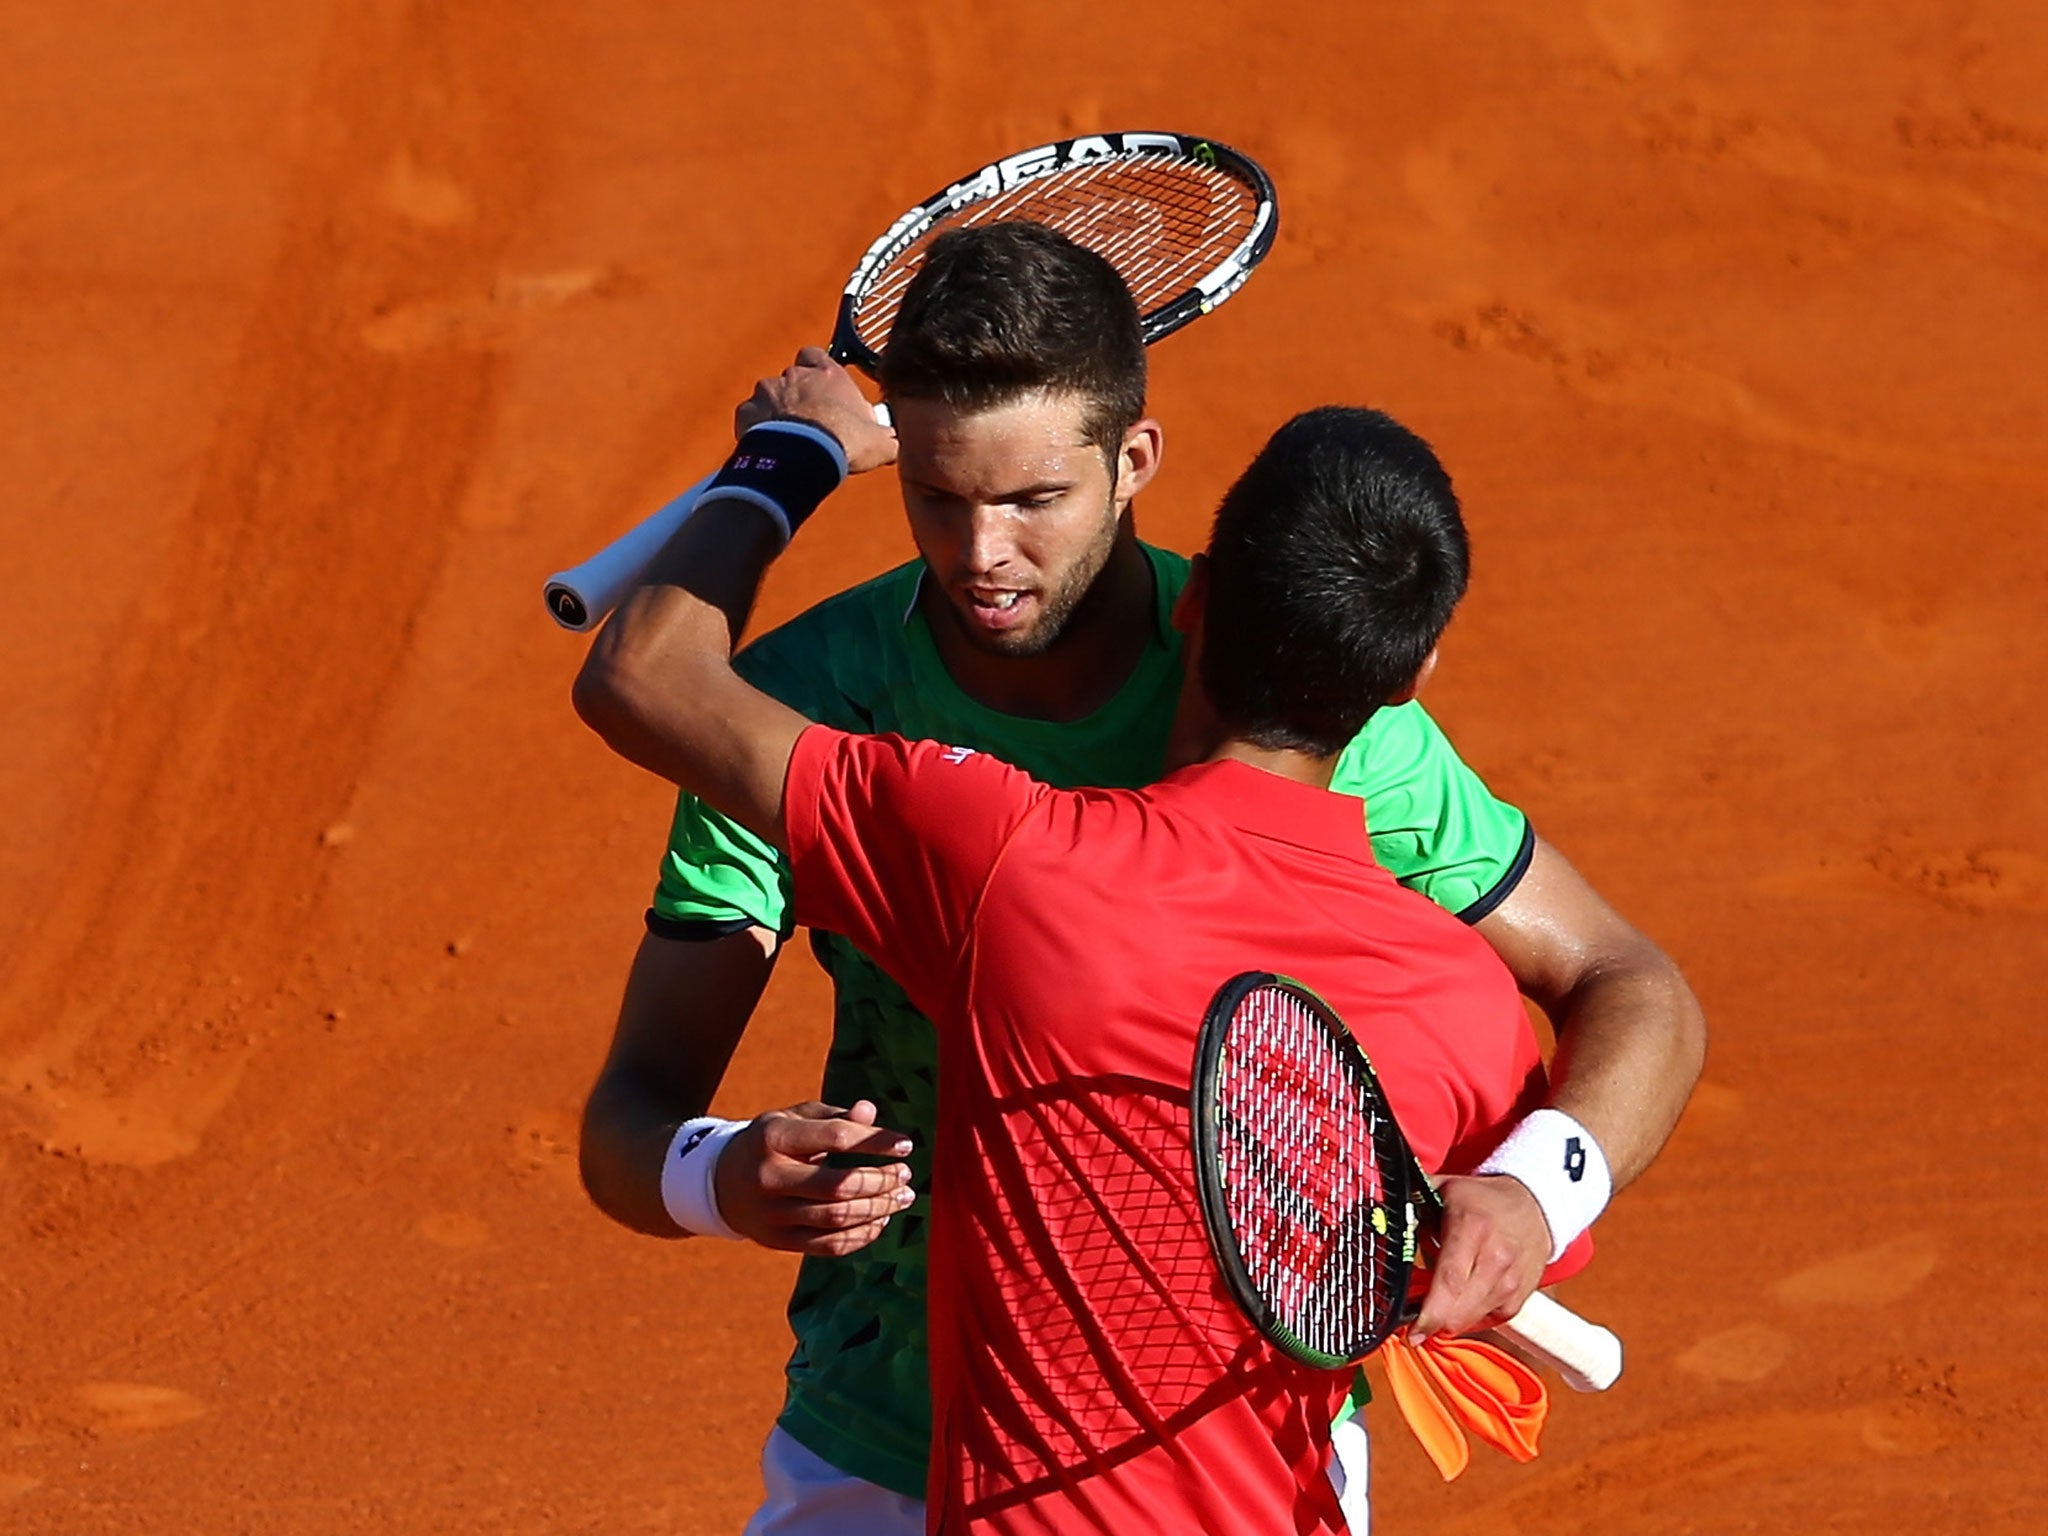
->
<box><xmin>761</xmin><ymin>1099</ymin><xmax>849</xmax><ymax>1122</ymax></box>
<box><xmin>1413</xmin><ymin>1243</ymin><xmax>1484</xmax><ymax>1339</ymax></box>
<box><xmin>1420</xmin><ymin>1228</ymin><xmax>1534</xmax><ymax>1336</ymax></box>
<box><xmin>1413</xmin><ymin>1191</ymin><xmax>1498</xmax><ymax>1337</ymax></box>
<box><xmin>751</xmin><ymin>1209</ymin><xmax>897</xmax><ymax>1257</ymax></box>
<box><xmin>713</xmin><ymin>1099</ymin><xmax>916</xmax><ymax>1252</ymax></box>
<box><xmin>793</xmin><ymin>1215</ymin><xmax>894</xmax><ymax>1258</ymax></box>
<box><xmin>1414</xmin><ymin>1266</ymin><xmax>1512</xmax><ymax>1339</ymax></box>
<box><xmin>770</xmin><ymin>1158</ymin><xmax>913</xmax><ymax>1203</ymax></box>
<box><xmin>1414</xmin><ymin>1176</ymin><xmax>1550</xmax><ymax>1338</ymax></box>
<box><xmin>726</xmin><ymin>351</ymin><xmax>896</xmax><ymax>475</ymax></box>
<box><xmin>785</xmin><ymin>1184</ymin><xmax>914</xmax><ymax>1234</ymax></box>
<box><xmin>761</xmin><ymin>1112</ymin><xmax>913</xmax><ymax>1163</ymax></box>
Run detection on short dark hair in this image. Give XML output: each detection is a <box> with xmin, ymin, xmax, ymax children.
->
<box><xmin>879</xmin><ymin>223</ymin><xmax>1146</xmax><ymax>450</ymax></box>
<box><xmin>1199</xmin><ymin>407</ymin><xmax>1470</xmax><ymax>755</ymax></box>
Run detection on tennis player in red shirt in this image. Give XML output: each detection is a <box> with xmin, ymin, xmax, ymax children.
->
<box><xmin>578</xmin><ymin>397</ymin><xmax>1591</xmax><ymax>1534</ymax></box>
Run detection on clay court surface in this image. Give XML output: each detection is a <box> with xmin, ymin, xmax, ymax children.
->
<box><xmin>4</xmin><ymin>1</ymin><xmax>2044</xmax><ymax>1530</ymax></box>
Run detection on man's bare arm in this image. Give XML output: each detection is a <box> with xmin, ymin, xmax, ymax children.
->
<box><xmin>579</xmin><ymin>930</ymin><xmax>913</xmax><ymax>1254</ymax></box>
<box><xmin>573</xmin><ymin>348</ymin><xmax>897</xmax><ymax>847</ymax></box>
<box><xmin>579</xmin><ymin>928</ymin><xmax>775</xmax><ymax>1235</ymax></box>
<box><xmin>573</xmin><ymin>351</ymin><xmax>912</xmax><ymax>1252</ymax></box>
<box><xmin>572</xmin><ymin>503</ymin><xmax>807</xmax><ymax>846</ymax></box>
<box><xmin>1477</xmin><ymin>835</ymin><xmax>1707</xmax><ymax>1187</ymax></box>
<box><xmin>1413</xmin><ymin>835</ymin><xmax>1704</xmax><ymax>1338</ymax></box>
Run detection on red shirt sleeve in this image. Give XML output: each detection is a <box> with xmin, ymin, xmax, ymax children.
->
<box><xmin>783</xmin><ymin>726</ymin><xmax>1046</xmax><ymax>1013</ymax></box>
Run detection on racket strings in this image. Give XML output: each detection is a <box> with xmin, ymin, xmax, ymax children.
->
<box><xmin>1213</xmin><ymin>987</ymin><xmax>1405</xmax><ymax>1363</ymax></box>
<box><xmin>848</xmin><ymin>154</ymin><xmax>1264</xmax><ymax>355</ymax></box>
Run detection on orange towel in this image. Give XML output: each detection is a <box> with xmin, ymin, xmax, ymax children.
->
<box><xmin>1380</xmin><ymin>1331</ymin><xmax>1549</xmax><ymax>1481</ymax></box>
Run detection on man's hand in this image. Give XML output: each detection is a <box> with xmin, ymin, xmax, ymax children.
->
<box><xmin>713</xmin><ymin>1098</ymin><xmax>915</xmax><ymax>1257</ymax></box>
<box><xmin>1409</xmin><ymin>1174</ymin><xmax>1552</xmax><ymax>1340</ymax></box>
<box><xmin>735</xmin><ymin>346</ymin><xmax>898</xmax><ymax>475</ymax></box>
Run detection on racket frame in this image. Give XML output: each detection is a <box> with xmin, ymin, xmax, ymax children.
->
<box><xmin>828</xmin><ymin>131</ymin><xmax>1279</xmax><ymax>375</ymax></box>
<box><xmin>1192</xmin><ymin>970</ymin><xmax>1423</xmax><ymax>1372</ymax></box>
<box><xmin>1193</xmin><ymin>971</ymin><xmax>1624</xmax><ymax>1391</ymax></box>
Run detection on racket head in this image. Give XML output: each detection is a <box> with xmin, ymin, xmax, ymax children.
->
<box><xmin>1192</xmin><ymin>972</ymin><xmax>1427</xmax><ymax>1371</ymax></box>
<box><xmin>829</xmin><ymin>131</ymin><xmax>1279</xmax><ymax>376</ymax></box>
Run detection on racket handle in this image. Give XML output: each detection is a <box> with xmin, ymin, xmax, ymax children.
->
<box><xmin>544</xmin><ymin>475</ymin><xmax>715</xmax><ymax>632</ymax></box>
<box><xmin>544</xmin><ymin>402</ymin><xmax>890</xmax><ymax>632</ymax></box>
<box><xmin>1495</xmin><ymin>1290</ymin><xmax>1623</xmax><ymax>1393</ymax></box>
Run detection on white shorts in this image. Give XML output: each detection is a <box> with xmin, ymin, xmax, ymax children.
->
<box><xmin>741</xmin><ymin>1428</ymin><xmax>925</xmax><ymax>1536</ymax></box>
<box><xmin>1329</xmin><ymin>1413</ymin><xmax>1371</xmax><ymax>1534</ymax></box>
<box><xmin>738</xmin><ymin>1422</ymin><xmax>1370</xmax><ymax>1535</ymax></box>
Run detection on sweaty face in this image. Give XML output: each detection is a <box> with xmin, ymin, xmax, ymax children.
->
<box><xmin>893</xmin><ymin>391</ymin><xmax>1124</xmax><ymax>658</ymax></box>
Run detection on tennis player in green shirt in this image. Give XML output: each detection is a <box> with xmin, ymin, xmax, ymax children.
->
<box><xmin>575</xmin><ymin>223</ymin><xmax>1705</xmax><ymax>1535</ymax></box>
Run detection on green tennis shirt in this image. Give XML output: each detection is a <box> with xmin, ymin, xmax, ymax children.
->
<box><xmin>650</xmin><ymin>545</ymin><xmax>1534</xmax><ymax>1500</ymax></box>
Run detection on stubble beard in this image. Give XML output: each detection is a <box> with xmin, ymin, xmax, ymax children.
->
<box><xmin>943</xmin><ymin>497</ymin><xmax>1122</xmax><ymax>660</ymax></box>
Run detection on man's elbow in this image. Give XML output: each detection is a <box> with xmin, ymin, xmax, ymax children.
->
<box><xmin>575</xmin><ymin>1083</ymin><xmax>624</xmax><ymax>1215</ymax></box>
<box><xmin>572</xmin><ymin>642</ymin><xmax>699</xmax><ymax>772</ymax></box>
<box><xmin>1585</xmin><ymin>935</ymin><xmax>1708</xmax><ymax>1071</ymax></box>
<box><xmin>571</xmin><ymin>646</ymin><xmax>640</xmax><ymax>747</ymax></box>
<box><xmin>576</xmin><ymin>1079</ymin><xmax>665</xmax><ymax>1237</ymax></box>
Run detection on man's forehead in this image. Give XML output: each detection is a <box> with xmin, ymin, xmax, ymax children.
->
<box><xmin>892</xmin><ymin>388</ymin><xmax>1097</xmax><ymax>467</ymax></box>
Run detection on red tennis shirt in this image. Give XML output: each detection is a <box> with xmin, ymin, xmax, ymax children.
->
<box><xmin>784</xmin><ymin>728</ymin><xmax>1588</xmax><ymax>1536</ymax></box>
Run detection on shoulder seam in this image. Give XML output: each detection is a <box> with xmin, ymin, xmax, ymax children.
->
<box><xmin>1456</xmin><ymin>817</ymin><xmax>1536</xmax><ymax>925</ymax></box>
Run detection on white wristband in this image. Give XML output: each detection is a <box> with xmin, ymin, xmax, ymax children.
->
<box><xmin>1475</xmin><ymin>1108</ymin><xmax>1612</xmax><ymax>1263</ymax></box>
<box><xmin>660</xmin><ymin>1116</ymin><xmax>748</xmax><ymax>1240</ymax></box>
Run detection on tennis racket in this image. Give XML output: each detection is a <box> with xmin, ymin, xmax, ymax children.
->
<box><xmin>544</xmin><ymin>131</ymin><xmax>1278</xmax><ymax>630</ymax></box>
<box><xmin>1193</xmin><ymin>971</ymin><xmax>1624</xmax><ymax>1393</ymax></box>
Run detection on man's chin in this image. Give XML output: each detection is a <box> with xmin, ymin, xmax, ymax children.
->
<box><xmin>954</xmin><ymin>614</ymin><xmax>1062</xmax><ymax>659</ymax></box>
<box><xmin>936</xmin><ymin>593</ymin><xmax>1067</xmax><ymax>659</ymax></box>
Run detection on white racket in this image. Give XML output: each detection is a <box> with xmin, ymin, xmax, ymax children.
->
<box><xmin>544</xmin><ymin>131</ymin><xmax>1279</xmax><ymax>631</ymax></box>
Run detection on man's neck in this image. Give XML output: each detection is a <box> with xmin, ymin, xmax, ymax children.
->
<box><xmin>919</xmin><ymin>534</ymin><xmax>1157</xmax><ymax>723</ymax></box>
<box><xmin>1204</xmin><ymin>738</ymin><xmax>1339</xmax><ymax>791</ymax></box>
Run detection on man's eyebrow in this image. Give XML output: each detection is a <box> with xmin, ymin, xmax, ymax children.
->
<box><xmin>900</xmin><ymin>474</ymin><xmax>1079</xmax><ymax>500</ymax></box>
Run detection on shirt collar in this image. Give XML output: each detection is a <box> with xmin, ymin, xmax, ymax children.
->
<box><xmin>1148</xmin><ymin>759</ymin><xmax>1371</xmax><ymax>852</ymax></box>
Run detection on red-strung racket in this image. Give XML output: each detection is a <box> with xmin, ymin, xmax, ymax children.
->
<box><xmin>1193</xmin><ymin>972</ymin><xmax>1624</xmax><ymax>1392</ymax></box>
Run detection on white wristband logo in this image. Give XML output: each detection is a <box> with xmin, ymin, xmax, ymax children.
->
<box><xmin>1563</xmin><ymin>1134</ymin><xmax>1588</xmax><ymax>1182</ymax></box>
<box><xmin>660</xmin><ymin>1116</ymin><xmax>748</xmax><ymax>1240</ymax></box>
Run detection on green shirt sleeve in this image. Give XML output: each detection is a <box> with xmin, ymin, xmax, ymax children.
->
<box><xmin>1332</xmin><ymin>700</ymin><xmax>1534</xmax><ymax>921</ymax></box>
<box><xmin>650</xmin><ymin>791</ymin><xmax>794</xmax><ymax>936</ymax></box>
<box><xmin>646</xmin><ymin>615</ymin><xmax>829</xmax><ymax>939</ymax></box>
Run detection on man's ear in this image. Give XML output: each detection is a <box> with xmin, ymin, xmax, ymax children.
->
<box><xmin>1114</xmin><ymin>418</ymin><xmax>1164</xmax><ymax>508</ymax></box>
<box><xmin>1387</xmin><ymin>645</ymin><xmax>1440</xmax><ymax>705</ymax></box>
<box><xmin>1171</xmin><ymin>552</ymin><xmax>1209</xmax><ymax>637</ymax></box>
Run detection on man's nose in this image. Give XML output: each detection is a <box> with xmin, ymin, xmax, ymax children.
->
<box><xmin>960</xmin><ymin>504</ymin><xmax>1017</xmax><ymax>576</ymax></box>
